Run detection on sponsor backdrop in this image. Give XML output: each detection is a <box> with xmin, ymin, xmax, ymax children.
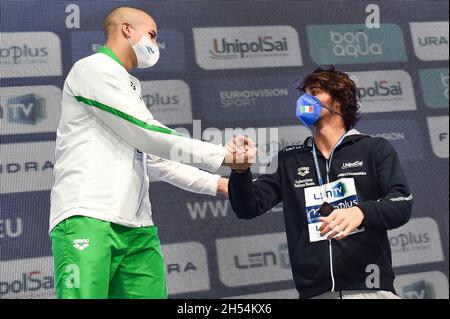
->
<box><xmin>0</xmin><ymin>0</ymin><xmax>448</xmax><ymax>299</ymax></box>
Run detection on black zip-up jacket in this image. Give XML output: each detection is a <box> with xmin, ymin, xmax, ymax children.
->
<box><xmin>228</xmin><ymin>130</ymin><xmax>413</xmax><ymax>299</ymax></box>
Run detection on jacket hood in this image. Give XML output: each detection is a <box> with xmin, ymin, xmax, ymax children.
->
<box><xmin>302</xmin><ymin>129</ymin><xmax>370</xmax><ymax>150</ymax></box>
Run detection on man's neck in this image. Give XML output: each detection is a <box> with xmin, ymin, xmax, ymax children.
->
<box><xmin>105</xmin><ymin>40</ymin><xmax>135</xmax><ymax>71</ymax></box>
<box><xmin>313</xmin><ymin>120</ymin><xmax>347</xmax><ymax>160</ymax></box>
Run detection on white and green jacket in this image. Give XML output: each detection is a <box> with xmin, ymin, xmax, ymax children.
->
<box><xmin>49</xmin><ymin>46</ymin><xmax>226</xmax><ymax>231</ymax></box>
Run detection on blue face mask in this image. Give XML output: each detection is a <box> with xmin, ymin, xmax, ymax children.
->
<box><xmin>296</xmin><ymin>93</ymin><xmax>323</xmax><ymax>127</ymax></box>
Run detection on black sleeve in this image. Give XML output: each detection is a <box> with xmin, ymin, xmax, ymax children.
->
<box><xmin>357</xmin><ymin>138</ymin><xmax>413</xmax><ymax>232</ymax></box>
<box><xmin>228</xmin><ymin>157</ymin><xmax>282</xmax><ymax>220</ymax></box>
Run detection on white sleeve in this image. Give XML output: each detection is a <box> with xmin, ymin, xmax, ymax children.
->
<box><xmin>66</xmin><ymin>60</ymin><xmax>225</xmax><ymax>173</ymax></box>
<box><xmin>146</xmin><ymin>155</ymin><xmax>221</xmax><ymax>196</ymax></box>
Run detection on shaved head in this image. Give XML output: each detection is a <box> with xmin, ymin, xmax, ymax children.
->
<box><xmin>103</xmin><ymin>6</ymin><xmax>155</xmax><ymax>37</ymax></box>
<box><xmin>102</xmin><ymin>6</ymin><xmax>158</xmax><ymax>70</ymax></box>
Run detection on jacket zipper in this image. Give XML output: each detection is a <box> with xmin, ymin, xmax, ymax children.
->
<box><xmin>329</xmin><ymin>239</ymin><xmax>335</xmax><ymax>291</ymax></box>
<box><xmin>134</xmin><ymin>152</ymin><xmax>146</xmax><ymax>225</ymax></box>
<box><xmin>325</xmin><ymin>158</ymin><xmax>336</xmax><ymax>292</ymax></box>
<box><xmin>315</xmin><ymin>133</ymin><xmax>351</xmax><ymax>294</ymax></box>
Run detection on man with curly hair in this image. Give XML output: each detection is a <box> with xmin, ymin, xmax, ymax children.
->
<box><xmin>228</xmin><ymin>65</ymin><xmax>413</xmax><ymax>299</ymax></box>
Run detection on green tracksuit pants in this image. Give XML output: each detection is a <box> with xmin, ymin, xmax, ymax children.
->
<box><xmin>50</xmin><ymin>216</ymin><xmax>167</xmax><ymax>299</ymax></box>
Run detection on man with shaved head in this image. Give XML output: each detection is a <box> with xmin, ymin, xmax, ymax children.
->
<box><xmin>102</xmin><ymin>6</ymin><xmax>158</xmax><ymax>70</ymax></box>
<box><xmin>49</xmin><ymin>6</ymin><xmax>256</xmax><ymax>299</ymax></box>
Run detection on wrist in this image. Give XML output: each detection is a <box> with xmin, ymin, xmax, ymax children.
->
<box><xmin>232</xmin><ymin>168</ymin><xmax>250</xmax><ymax>174</ymax></box>
<box><xmin>217</xmin><ymin>177</ymin><xmax>229</xmax><ymax>195</ymax></box>
<box><xmin>355</xmin><ymin>204</ymin><xmax>365</xmax><ymax>228</ymax></box>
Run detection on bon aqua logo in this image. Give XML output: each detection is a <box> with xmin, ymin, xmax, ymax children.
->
<box><xmin>307</xmin><ymin>24</ymin><xmax>407</xmax><ymax>64</ymax></box>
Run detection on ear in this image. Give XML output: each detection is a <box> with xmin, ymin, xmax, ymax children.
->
<box><xmin>332</xmin><ymin>97</ymin><xmax>343</xmax><ymax>113</ymax></box>
<box><xmin>121</xmin><ymin>23</ymin><xmax>132</xmax><ymax>39</ymax></box>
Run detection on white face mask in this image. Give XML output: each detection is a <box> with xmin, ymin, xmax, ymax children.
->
<box><xmin>127</xmin><ymin>25</ymin><xmax>160</xmax><ymax>68</ymax></box>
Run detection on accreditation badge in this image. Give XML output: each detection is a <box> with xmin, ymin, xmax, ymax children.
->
<box><xmin>304</xmin><ymin>177</ymin><xmax>364</xmax><ymax>242</ymax></box>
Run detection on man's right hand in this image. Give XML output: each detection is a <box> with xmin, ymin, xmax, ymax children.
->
<box><xmin>222</xmin><ymin>135</ymin><xmax>257</xmax><ymax>172</ymax></box>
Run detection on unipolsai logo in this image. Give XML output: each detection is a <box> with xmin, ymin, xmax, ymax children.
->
<box><xmin>0</xmin><ymin>270</ymin><xmax>54</xmax><ymax>298</ymax></box>
<box><xmin>341</xmin><ymin>161</ymin><xmax>363</xmax><ymax>169</ymax></box>
<box><xmin>4</xmin><ymin>94</ymin><xmax>46</xmax><ymax>125</ymax></box>
<box><xmin>307</xmin><ymin>24</ymin><xmax>406</xmax><ymax>64</ymax></box>
<box><xmin>0</xmin><ymin>257</ymin><xmax>55</xmax><ymax>298</ymax></box>
<box><xmin>193</xmin><ymin>26</ymin><xmax>302</xmax><ymax>70</ymax></box>
<box><xmin>210</xmin><ymin>35</ymin><xmax>289</xmax><ymax>60</ymax></box>
<box><xmin>350</xmin><ymin>70</ymin><xmax>416</xmax><ymax>113</ymax></box>
<box><xmin>358</xmin><ymin>79</ymin><xmax>402</xmax><ymax>100</ymax></box>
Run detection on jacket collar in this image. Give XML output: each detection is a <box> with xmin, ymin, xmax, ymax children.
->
<box><xmin>303</xmin><ymin>128</ymin><xmax>367</xmax><ymax>149</ymax></box>
<box><xmin>98</xmin><ymin>46</ymin><xmax>125</xmax><ymax>68</ymax></box>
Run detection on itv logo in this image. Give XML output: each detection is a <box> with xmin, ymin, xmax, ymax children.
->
<box><xmin>4</xmin><ymin>94</ymin><xmax>45</xmax><ymax>125</ymax></box>
<box><xmin>313</xmin><ymin>181</ymin><xmax>347</xmax><ymax>200</ymax></box>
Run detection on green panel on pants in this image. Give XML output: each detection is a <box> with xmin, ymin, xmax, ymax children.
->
<box><xmin>50</xmin><ymin>215</ymin><xmax>168</xmax><ymax>299</ymax></box>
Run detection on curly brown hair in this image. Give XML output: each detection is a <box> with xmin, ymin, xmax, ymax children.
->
<box><xmin>297</xmin><ymin>65</ymin><xmax>361</xmax><ymax>130</ymax></box>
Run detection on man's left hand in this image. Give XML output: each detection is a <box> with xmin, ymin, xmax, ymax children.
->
<box><xmin>319</xmin><ymin>206</ymin><xmax>364</xmax><ymax>240</ymax></box>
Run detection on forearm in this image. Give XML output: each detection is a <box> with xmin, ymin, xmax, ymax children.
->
<box><xmin>228</xmin><ymin>169</ymin><xmax>267</xmax><ymax>219</ymax></box>
<box><xmin>71</xmin><ymin>63</ymin><xmax>226</xmax><ymax>173</ymax></box>
<box><xmin>358</xmin><ymin>195</ymin><xmax>413</xmax><ymax>232</ymax></box>
<box><xmin>147</xmin><ymin>156</ymin><xmax>222</xmax><ymax>195</ymax></box>
<box><xmin>358</xmin><ymin>139</ymin><xmax>413</xmax><ymax>232</ymax></box>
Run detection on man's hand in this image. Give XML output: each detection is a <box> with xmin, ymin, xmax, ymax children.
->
<box><xmin>319</xmin><ymin>206</ymin><xmax>364</xmax><ymax>240</ymax></box>
<box><xmin>222</xmin><ymin>135</ymin><xmax>257</xmax><ymax>172</ymax></box>
<box><xmin>217</xmin><ymin>177</ymin><xmax>229</xmax><ymax>198</ymax></box>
